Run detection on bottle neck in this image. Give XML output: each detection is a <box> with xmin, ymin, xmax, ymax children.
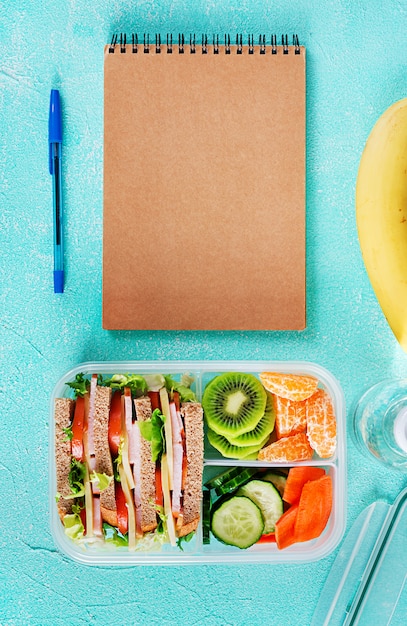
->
<box><xmin>394</xmin><ymin>407</ymin><xmax>407</xmax><ymax>453</ymax></box>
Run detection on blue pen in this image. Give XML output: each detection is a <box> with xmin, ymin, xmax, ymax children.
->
<box><xmin>48</xmin><ymin>89</ymin><xmax>64</xmax><ymax>293</ymax></box>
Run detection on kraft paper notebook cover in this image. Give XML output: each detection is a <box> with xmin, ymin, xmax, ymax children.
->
<box><xmin>103</xmin><ymin>34</ymin><xmax>306</xmax><ymax>330</ymax></box>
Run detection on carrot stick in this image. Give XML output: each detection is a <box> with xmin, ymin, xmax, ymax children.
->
<box><xmin>283</xmin><ymin>466</ymin><xmax>326</xmax><ymax>505</ymax></box>
<box><xmin>257</xmin><ymin>532</ymin><xmax>276</xmax><ymax>544</ymax></box>
<box><xmin>294</xmin><ymin>474</ymin><xmax>333</xmax><ymax>542</ymax></box>
<box><xmin>275</xmin><ymin>505</ymin><xmax>299</xmax><ymax>550</ymax></box>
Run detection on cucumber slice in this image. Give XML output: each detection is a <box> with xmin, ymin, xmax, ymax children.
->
<box><xmin>204</xmin><ymin>466</ymin><xmax>243</xmax><ymax>490</ymax></box>
<box><xmin>259</xmin><ymin>471</ymin><xmax>287</xmax><ymax>497</ymax></box>
<box><xmin>202</xmin><ymin>490</ymin><xmax>211</xmax><ymax>545</ymax></box>
<box><xmin>237</xmin><ymin>479</ymin><xmax>283</xmax><ymax>534</ymax></box>
<box><xmin>211</xmin><ymin>496</ymin><xmax>264</xmax><ymax>549</ymax></box>
<box><xmin>215</xmin><ymin>467</ymin><xmax>259</xmax><ymax>496</ymax></box>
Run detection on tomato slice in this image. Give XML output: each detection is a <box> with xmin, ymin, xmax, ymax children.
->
<box><xmin>108</xmin><ymin>390</ymin><xmax>122</xmax><ymax>457</ymax></box>
<box><xmin>115</xmin><ymin>481</ymin><xmax>128</xmax><ymax>535</ymax></box>
<box><xmin>71</xmin><ymin>396</ymin><xmax>85</xmax><ymax>461</ymax></box>
<box><xmin>173</xmin><ymin>391</ymin><xmax>180</xmax><ymax>412</ymax></box>
<box><xmin>79</xmin><ymin>507</ymin><xmax>87</xmax><ymax>532</ymax></box>
<box><xmin>155</xmin><ymin>464</ymin><xmax>163</xmax><ymax>507</ymax></box>
<box><xmin>148</xmin><ymin>391</ymin><xmax>161</xmax><ymax>411</ymax></box>
<box><xmin>181</xmin><ymin>452</ymin><xmax>188</xmax><ymax>490</ymax></box>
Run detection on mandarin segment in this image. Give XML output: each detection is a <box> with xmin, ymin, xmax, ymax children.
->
<box><xmin>257</xmin><ymin>432</ymin><xmax>314</xmax><ymax>462</ymax></box>
<box><xmin>306</xmin><ymin>388</ymin><xmax>336</xmax><ymax>458</ymax></box>
<box><xmin>260</xmin><ymin>372</ymin><xmax>319</xmax><ymax>402</ymax></box>
<box><xmin>273</xmin><ymin>395</ymin><xmax>307</xmax><ymax>439</ymax></box>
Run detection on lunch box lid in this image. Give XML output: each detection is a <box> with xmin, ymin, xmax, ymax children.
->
<box><xmin>312</xmin><ymin>487</ymin><xmax>407</xmax><ymax>625</ymax></box>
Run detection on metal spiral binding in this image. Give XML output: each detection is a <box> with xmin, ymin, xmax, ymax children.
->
<box><xmin>178</xmin><ymin>33</ymin><xmax>184</xmax><ymax>53</ymax></box>
<box><xmin>190</xmin><ymin>33</ymin><xmax>196</xmax><ymax>53</ymax></box>
<box><xmin>108</xmin><ymin>33</ymin><xmax>301</xmax><ymax>54</ymax></box>
<box><xmin>144</xmin><ymin>33</ymin><xmax>150</xmax><ymax>53</ymax></box>
<box><xmin>293</xmin><ymin>34</ymin><xmax>300</xmax><ymax>54</ymax></box>
<box><xmin>202</xmin><ymin>34</ymin><xmax>208</xmax><ymax>54</ymax></box>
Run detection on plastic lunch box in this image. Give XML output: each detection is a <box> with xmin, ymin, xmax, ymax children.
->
<box><xmin>49</xmin><ymin>360</ymin><xmax>346</xmax><ymax>565</ymax></box>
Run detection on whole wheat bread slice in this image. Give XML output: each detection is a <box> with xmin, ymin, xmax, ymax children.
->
<box><xmin>54</xmin><ymin>397</ymin><xmax>74</xmax><ymax>521</ymax></box>
<box><xmin>134</xmin><ymin>396</ymin><xmax>158</xmax><ymax>533</ymax></box>
<box><xmin>93</xmin><ymin>385</ymin><xmax>117</xmax><ymax>525</ymax></box>
<box><xmin>178</xmin><ymin>402</ymin><xmax>203</xmax><ymax>537</ymax></box>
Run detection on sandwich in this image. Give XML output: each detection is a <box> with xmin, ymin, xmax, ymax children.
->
<box><xmin>54</xmin><ymin>372</ymin><xmax>204</xmax><ymax>549</ymax></box>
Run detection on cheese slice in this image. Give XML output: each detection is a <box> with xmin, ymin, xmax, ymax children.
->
<box><xmin>161</xmin><ymin>454</ymin><xmax>177</xmax><ymax>546</ymax></box>
<box><xmin>159</xmin><ymin>388</ymin><xmax>174</xmax><ymax>490</ymax></box>
<box><xmin>118</xmin><ymin>463</ymin><xmax>137</xmax><ymax>550</ymax></box>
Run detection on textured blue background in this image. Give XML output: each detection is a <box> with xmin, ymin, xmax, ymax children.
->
<box><xmin>1</xmin><ymin>1</ymin><xmax>407</xmax><ymax>624</ymax></box>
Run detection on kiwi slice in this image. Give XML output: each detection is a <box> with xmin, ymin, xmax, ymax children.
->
<box><xmin>207</xmin><ymin>428</ymin><xmax>268</xmax><ymax>459</ymax></box>
<box><xmin>227</xmin><ymin>392</ymin><xmax>275</xmax><ymax>447</ymax></box>
<box><xmin>241</xmin><ymin>450</ymin><xmax>260</xmax><ymax>460</ymax></box>
<box><xmin>202</xmin><ymin>372</ymin><xmax>267</xmax><ymax>438</ymax></box>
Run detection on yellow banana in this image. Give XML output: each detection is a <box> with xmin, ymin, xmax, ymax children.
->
<box><xmin>356</xmin><ymin>98</ymin><xmax>407</xmax><ymax>351</ymax></box>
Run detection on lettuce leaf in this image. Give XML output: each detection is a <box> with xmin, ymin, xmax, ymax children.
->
<box><xmin>66</xmin><ymin>458</ymin><xmax>86</xmax><ymax>499</ymax></box>
<box><xmin>139</xmin><ymin>408</ymin><xmax>166</xmax><ymax>462</ymax></box>
<box><xmin>62</xmin><ymin>425</ymin><xmax>73</xmax><ymax>441</ymax></box>
<box><xmin>63</xmin><ymin>512</ymin><xmax>84</xmax><ymax>541</ymax></box>
<box><xmin>164</xmin><ymin>374</ymin><xmax>196</xmax><ymax>402</ymax></box>
<box><xmin>154</xmin><ymin>504</ymin><xmax>168</xmax><ymax>537</ymax></box>
<box><xmin>103</xmin><ymin>374</ymin><xmax>147</xmax><ymax>396</ymax></box>
<box><xmin>57</xmin><ymin>489</ymin><xmax>85</xmax><ymax>501</ymax></box>
<box><xmin>113</xmin><ymin>438</ymin><xmax>124</xmax><ymax>482</ymax></box>
<box><xmin>90</xmin><ymin>472</ymin><xmax>113</xmax><ymax>492</ymax></box>
<box><xmin>144</xmin><ymin>374</ymin><xmax>166</xmax><ymax>392</ymax></box>
<box><xmin>66</xmin><ymin>373</ymin><xmax>89</xmax><ymax>398</ymax></box>
<box><xmin>177</xmin><ymin>531</ymin><xmax>195</xmax><ymax>551</ymax></box>
<box><xmin>103</xmin><ymin>523</ymin><xmax>128</xmax><ymax>546</ymax></box>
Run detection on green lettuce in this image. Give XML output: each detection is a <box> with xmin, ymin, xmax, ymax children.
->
<box><xmin>64</xmin><ymin>458</ymin><xmax>87</xmax><ymax>499</ymax></box>
<box><xmin>66</xmin><ymin>373</ymin><xmax>89</xmax><ymax>398</ymax></box>
<box><xmin>103</xmin><ymin>523</ymin><xmax>128</xmax><ymax>547</ymax></box>
<box><xmin>138</xmin><ymin>408</ymin><xmax>166</xmax><ymax>462</ymax></box>
<box><xmin>144</xmin><ymin>374</ymin><xmax>166</xmax><ymax>391</ymax></box>
<box><xmin>177</xmin><ymin>531</ymin><xmax>195</xmax><ymax>551</ymax></box>
<box><xmin>103</xmin><ymin>374</ymin><xmax>147</xmax><ymax>396</ymax></box>
<box><xmin>63</xmin><ymin>512</ymin><xmax>84</xmax><ymax>541</ymax></box>
<box><xmin>164</xmin><ymin>374</ymin><xmax>196</xmax><ymax>402</ymax></box>
<box><xmin>90</xmin><ymin>471</ymin><xmax>113</xmax><ymax>492</ymax></box>
<box><xmin>113</xmin><ymin>438</ymin><xmax>124</xmax><ymax>482</ymax></box>
<box><xmin>62</xmin><ymin>425</ymin><xmax>73</xmax><ymax>441</ymax></box>
<box><xmin>154</xmin><ymin>504</ymin><xmax>168</xmax><ymax>537</ymax></box>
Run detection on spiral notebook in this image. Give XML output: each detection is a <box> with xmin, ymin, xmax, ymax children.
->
<box><xmin>103</xmin><ymin>34</ymin><xmax>306</xmax><ymax>330</ymax></box>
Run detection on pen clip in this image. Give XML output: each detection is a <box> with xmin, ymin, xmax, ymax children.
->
<box><xmin>48</xmin><ymin>90</ymin><xmax>62</xmax><ymax>175</ymax></box>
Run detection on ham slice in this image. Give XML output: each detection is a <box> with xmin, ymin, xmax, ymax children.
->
<box><xmin>86</xmin><ymin>374</ymin><xmax>98</xmax><ymax>469</ymax></box>
<box><xmin>170</xmin><ymin>401</ymin><xmax>184</xmax><ymax>517</ymax></box>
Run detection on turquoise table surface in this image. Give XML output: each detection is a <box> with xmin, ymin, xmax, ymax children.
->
<box><xmin>1</xmin><ymin>1</ymin><xmax>407</xmax><ymax>624</ymax></box>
